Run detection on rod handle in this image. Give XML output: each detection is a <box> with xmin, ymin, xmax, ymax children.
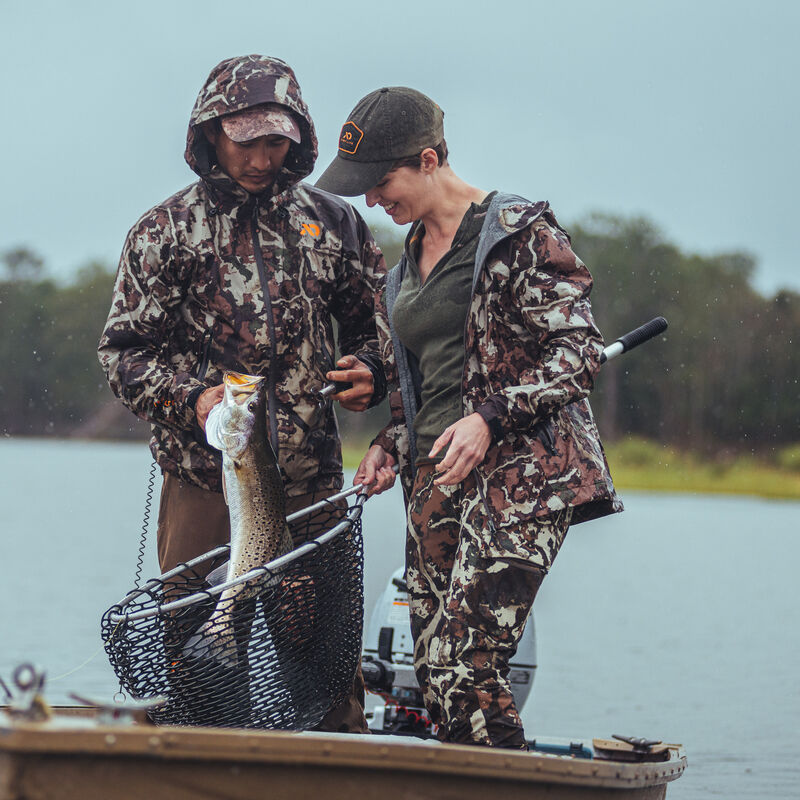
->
<box><xmin>600</xmin><ymin>317</ymin><xmax>668</xmax><ymax>364</ymax></box>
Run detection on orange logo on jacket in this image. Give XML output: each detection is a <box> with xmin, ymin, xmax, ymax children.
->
<box><xmin>338</xmin><ymin>121</ymin><xmax>363</xmax><ymax>154</ymax></box>
<box><xmin>300</xmin><ymin>222</ymin><xmax>321</xmax><ymax>237</ymax></box>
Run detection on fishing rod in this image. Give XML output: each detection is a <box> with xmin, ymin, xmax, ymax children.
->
<box><xmin>318</xmin><ymin>316</ymin><xmax>669</xmax><ymax>399</ymax></box>
<box><xmin>306</xmin><ymin>316</ymin><xmax>669</xmax><ymax>508</ymax></box>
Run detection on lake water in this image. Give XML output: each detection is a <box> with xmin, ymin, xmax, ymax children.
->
<box><xmin>1</xmin><ymin>438</ymin><xmax>798</xmax><ymax>798</ymax></box>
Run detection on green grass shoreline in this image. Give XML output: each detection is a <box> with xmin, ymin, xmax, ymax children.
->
<box><xmin>341</xmin><ymin>438</ymin><xmax>800</xmax><ymax>501</ymax></box>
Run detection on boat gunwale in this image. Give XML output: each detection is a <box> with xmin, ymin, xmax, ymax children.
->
<box><xmin>0</xmin><ymin>719</ymin><xmax>687</xmax><ymax>791</ymax></box>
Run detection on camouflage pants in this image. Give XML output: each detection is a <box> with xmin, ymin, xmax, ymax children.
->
<box><xmin>406</xmin><ymin>462</ymin><xmax>571</xmax><ymax>748</ymax></box>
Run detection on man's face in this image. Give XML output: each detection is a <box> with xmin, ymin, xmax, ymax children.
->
<box><xmin>206</xmin><ymin>125</ymin><xmax>292</xmax><ymax>194</ymax></box>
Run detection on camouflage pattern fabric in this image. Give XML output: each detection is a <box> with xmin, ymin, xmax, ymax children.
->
<box><xmin>98</xmin><ymin>55</ymin><xmax>385</xmax><ymax>497</ymax></box>
<box><xmin>407</xmin><ymin>463</ymin><xmax>571</xmax><ymax>747</ymax></box>
<box><xmin>372</xmin><ymin>197</ymin><xmax>622</xmax><ymax>537</ymax></box>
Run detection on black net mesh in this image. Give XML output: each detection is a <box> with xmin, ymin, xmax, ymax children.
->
<box><xmin>101</xmin><ymin>499</ymin><xmax>364</xmax><ymax>730</ymax></box>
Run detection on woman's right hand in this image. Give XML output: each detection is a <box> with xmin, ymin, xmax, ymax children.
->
<box><xmin>355</xmin><ymin>445</ymin><xmax>397</xmax><ymax>496</ymax></box>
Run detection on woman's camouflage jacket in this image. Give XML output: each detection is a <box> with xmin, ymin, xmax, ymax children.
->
<box><xmin>98</xmin><ymin>55</ymin><xmax>385</xmax><ymax>497</ymax></box>
<box><xmin>373</xmin><ymin>193</ymin><xmax>622</xmax><ymax>534</ymax></box>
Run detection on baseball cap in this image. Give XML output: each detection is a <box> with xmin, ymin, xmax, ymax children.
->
<box><xmin>316</xmin><ymin>87</ymin><xmax>444</xmax><ymax>196</ymax></box>
<box><xmin>220</xmin><ymin>103</ymin><xmax>302</xmax><ymax>143</ymax></box>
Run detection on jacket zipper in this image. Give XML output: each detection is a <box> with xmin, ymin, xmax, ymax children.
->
<box><xmin>251</xmin><ymin>203</ymin><xmax>281</xmax><ymax>456</ymax></box>
<box><xmin>461</xmin><ymin>245</ymin><xmax>501</xmax><ymax>537</ymax></box>
<box><xmin>196</xmin><ymin>330</ymin><xmax>213</xmax><ymax>381</ymax></box>
<box><xmin>537</xmin><ymin>418</ymin><xmax>558</xmax><ymax>456</ymax></box>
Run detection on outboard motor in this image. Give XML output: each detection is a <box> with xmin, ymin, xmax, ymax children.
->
<box><xmin>361</xmin><ymin>568</ymin><xmax>537</xmax><ymax>736</ymax></box>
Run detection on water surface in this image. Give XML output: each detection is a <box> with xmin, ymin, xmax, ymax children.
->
<box><xmin>1</xmin><ymin>438</ymin><xmax>797</xmax><ymax>798</ymax></box>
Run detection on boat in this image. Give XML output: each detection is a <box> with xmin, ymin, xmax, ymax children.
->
<box><xmin>0</xmin><ymin>563</ymin><xmax>688</xmax><ymax>800</ymax></box>
<box><xmin>0</xmin><ymin>700</ymin><xmax>686</xmax><ymax>800</ymax></box>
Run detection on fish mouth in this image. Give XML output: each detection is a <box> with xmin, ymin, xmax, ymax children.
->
<box><xmin>224</xmin><ymin>371</ymin><xmax>264</xmax><ymax>404</ymax></box>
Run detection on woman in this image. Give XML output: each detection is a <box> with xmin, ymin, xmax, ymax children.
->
<box><xmin>317</xmin><ymin>87</ymin><xmax>622</xmax><ymax>749</ymax></box>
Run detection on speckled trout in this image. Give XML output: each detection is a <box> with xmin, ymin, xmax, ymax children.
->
<box><xmin>185</xmin><ymin>371</ymin><xmax>293</xmax><ymax>664</ymax></box>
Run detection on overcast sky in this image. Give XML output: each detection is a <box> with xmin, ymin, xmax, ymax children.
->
<box><xmin>2</xmin><ymin>0</ymin><xmax>797</xmax><ymax>295</ymax></box>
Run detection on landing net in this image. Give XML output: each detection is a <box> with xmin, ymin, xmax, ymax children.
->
<box><xmin>101</xmin><ymin>494</ymin><xmax>364</xmax><ymax>730</ymax></box>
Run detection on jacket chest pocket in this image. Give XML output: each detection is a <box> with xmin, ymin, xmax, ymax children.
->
<box><xmin>294</xmin><ymin>243</ymin><xmax>341</xmax><ymax>305</ymax></box>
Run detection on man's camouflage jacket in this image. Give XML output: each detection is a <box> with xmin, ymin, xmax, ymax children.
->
<box><xmin>373</xmin><ymin>192</ymin><xmax>623</xmax><ymax>544</ymax></box>
<box><xmin>98</xmin><ymin>55</ymin><xmax>386</xmax><ymax>497</ymax></box>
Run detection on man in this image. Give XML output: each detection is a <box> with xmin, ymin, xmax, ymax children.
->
<box><xmin>98</xmin><ymin>55</ymin><xmax>386</xmax><ymax>732</ymax></box>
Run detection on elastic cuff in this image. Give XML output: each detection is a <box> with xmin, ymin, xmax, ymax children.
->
<box><xmin>186</xmin><ymin>385</ymin><xmax>211</xmax><ymax>448</ymax></box>
<box><xmin>370</xmin><ymin>431</ymin><xmax>395</xmax><ymax>454</ymax></box>
<box><xmin>357</xmin><ymin>352</ymin><xmax>387</xmax><ymax>408</ymax></box>
<box><xmin>186</xmin><ymin>385</ymin><xmax>205</xmax><ymax>412</ymax></box>
<box><xmin>474</xmin><ymin>402</ymin><xmax>505</xmax><ymax>444</ymax></box>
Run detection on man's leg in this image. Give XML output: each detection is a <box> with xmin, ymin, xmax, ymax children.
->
<box><xmin>285</xmin><ymin>489</ymin><xmax>368</xmax><ymax>734</ymax></box>
<box><xmin>156</xmin><ymin>472</ymin><xmax>244</xmax><ymax>725</ymax></box>
<box><xmin>157</xmin><ymin>472</ymin><xmax>230</xmax><ymax>577</ymax></box>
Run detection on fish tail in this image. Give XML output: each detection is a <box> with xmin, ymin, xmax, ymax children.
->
<box><xmin>182</xmin><ymin>602</ymin><xmax>239</xmax><ymax>668</ymax></box>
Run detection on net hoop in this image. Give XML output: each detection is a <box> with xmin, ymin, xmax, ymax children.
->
<box><xmin>108</xmin><ymin>491</ymin><xmax>366</xmax><ymax>624</ymax></box>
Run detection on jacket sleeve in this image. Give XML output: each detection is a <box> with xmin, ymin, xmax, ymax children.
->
<box><xmin>97</xmin><ymin>209</ymin><xmax>208</xmax><ymax>432</ymax></box>
<box><xmin>473</xmin><ymin>216</ymin><xmax>604</xmax><ymax>435</ymax></box>
<box><xmin>331</xmin><ymin>205</ymin><xmax>388</xmax><ymax>406</ymax></box>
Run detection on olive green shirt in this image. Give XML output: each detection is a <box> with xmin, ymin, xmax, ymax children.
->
<box><xmin>391</xmin><ymin>192</ymin><xmax>496</xmax><ymax>459</ymax></box>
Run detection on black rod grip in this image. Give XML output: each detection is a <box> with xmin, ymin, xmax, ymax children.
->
<box><xmin>617</xmin><ymin>316</ymin><xmax>668</xmax><ymax>353</ymax></box>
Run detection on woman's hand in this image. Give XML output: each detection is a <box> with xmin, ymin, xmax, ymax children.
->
<box><xmin>355</xmin><ymin>444</ymin><xmax>397</xmax><ymax>496</ymax></box>
<box><xmin>429</xmin><ymin>413</ymin><xmax>491</xmax><ymax>486</ymax></box>
<box><xmin>195</xmin><ymin>384</ymin><xmax>224</xmax><ymax>430</ymax></box>
<box><xmin>327</xmin><ymin>355</ymin><xmax>374</xmax><ymax>412</ymax></box>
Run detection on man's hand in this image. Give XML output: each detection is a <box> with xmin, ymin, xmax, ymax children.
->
<box><xmin>429</xmin><ymin>413</ymin><xmax>492</xmax><ymax>486</ymax></box>
<box><xmin>327</xmin><ymin>355</ymin><xmax>374</xmax><ymax>412</ymax></box>
<box><xmin>354</xmin><ymin>444</ymin><xmax>397</xmax><ymax>497</ymax></box>
<box><xmin>195</xmin><ymin>384</ymin><xmax>224</xmax><ymax>430</ymax></box>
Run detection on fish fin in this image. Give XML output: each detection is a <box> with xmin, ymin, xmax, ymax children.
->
<box><xmin>282</xmin><ymin>525</ymin><xmax>294</xmax><ymax>553</ymax></box>
<box><xmin>182</xmin><ymin>616</ymin><xmax>239</xmax><ymax>668</ymax></box>
<box><xmin>206</xmin><ymin>561</ymin><xmax>230</xmax><ymax>587</ymax></box>
<box><xmin>182</xmin><ymin>633</ymin><xmax>239</xmax><ymax>669</ymax></box>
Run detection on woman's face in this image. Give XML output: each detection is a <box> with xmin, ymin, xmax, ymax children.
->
<box><xmin>364</xmin><ymin>166</ymin><xmax>427</xmax><ymax>225</ymax></box>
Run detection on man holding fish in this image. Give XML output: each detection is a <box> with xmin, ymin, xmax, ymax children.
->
<box><xmin>98</xmin><ymin>55</ymin><xmax>385</xmax><ymax>732</ymax></box>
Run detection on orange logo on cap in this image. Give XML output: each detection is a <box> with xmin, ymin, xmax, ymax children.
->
<box><xmin>301</xmin><ymin>222</ymin><xmax>321</xmax><ymax>237</ymax></box>
<box><xmin>339</xmin><ymin>121</ymin><xmax>363</xmax><ymax>154</ymax></box>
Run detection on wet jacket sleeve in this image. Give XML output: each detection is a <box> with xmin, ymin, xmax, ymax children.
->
<box><xmin>97</xmin><ymin>210</ymin><xmax>207</xmax><ymax>432</ymax></box>
<box><xmin>473</xmin><ymin>219</ymin><xmax>604</xmax><ymax>436</ymax></box>
<box><xmin>369</xmin><ymin>409</ymin><xmax>400</xmax><ymax>458</ymax></box>
<box><xmin>331</xmin><ymin>207</ymin><xmax>388</xmax><ymax>407</ymax></box>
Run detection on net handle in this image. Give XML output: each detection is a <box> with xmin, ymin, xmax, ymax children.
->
<box><xmin>111</xmin><ymin>483</ymin><xmax>369</xmax><ymax>610</ymax></box>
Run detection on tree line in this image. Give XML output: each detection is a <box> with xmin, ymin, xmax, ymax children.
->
<box><xmin>1</xmin><ymin>215</ymin><xmax>797</xmax><ymax>459</ymax></box>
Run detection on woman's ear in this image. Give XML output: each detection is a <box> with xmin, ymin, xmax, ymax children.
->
<box><xmin>419</xmin><ymin>147</ymin><xmax>439</xmax><ymax>173</ymax></box>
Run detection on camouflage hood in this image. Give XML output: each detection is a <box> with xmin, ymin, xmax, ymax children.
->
<box><xmin>185</xmin><ymin>54</ymin><xmax>318</xmax><ymax>199</ymax></box>
<box><xmin>99</xmin><ymin>54</ymin><xmax>386</xmax><ymax>497</ymax></box>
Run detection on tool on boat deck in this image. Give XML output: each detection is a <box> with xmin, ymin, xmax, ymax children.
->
<box><xmin>5</xmin><ymin>664</ymin><xmax>51</xmax><ymax>723</ymax></box>
<box><xmin>68</xmin><ymin>693</ymin><xmax>166</xmax><ymax>726</ymax></box>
